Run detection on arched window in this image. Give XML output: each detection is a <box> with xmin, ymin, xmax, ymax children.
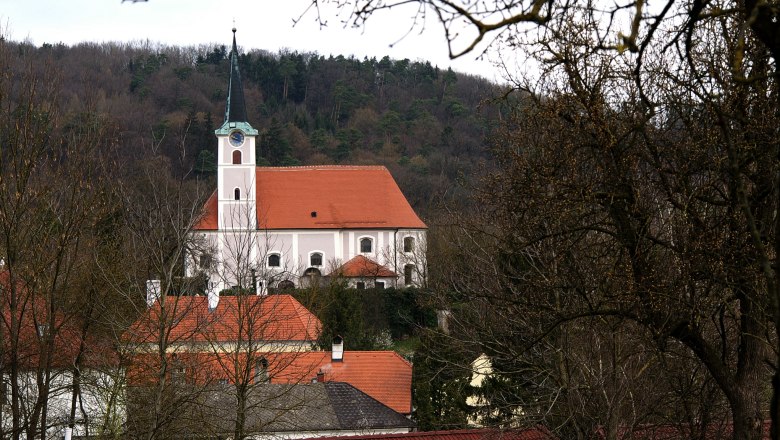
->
<box><xmin>234</xmin><ymin>188</ymin><xmax>241</xmax><ymax>200</ymax></box>
<box><xmin>268</xmin><ymin>254</ymin><xmax>281</xmax><ymax>267</ymax></box>
<box><xmin>403</xmin><ymin>236</ymin><xmax>415</xmax><ymax>253</ymax></box>
<box><xmin>303</xmin><ymin>267</ymin><xmax>322</xmax><ymax>277</ymax></box>
<box><xmin>310</xmin><ymin>252</ymin><xmax>323</xmax><ymax>267</ymax></box>
<box><xmin>404</xmin><ymin>264</ymin><xmax>414</xmax><ymax>286</ymax></box>
<box><xmin>360</xmin><ymin>237</ymin><xmax>373</xmax><ymax>253</ymax></box>
<box><xmin>278</xmin><ymin>280</ymin><xmax>295</xmax><ymax>290</ymax></box>
<box><xmin>232</xmin><ymin>150</ymin><xmax>242</xmax><ymax>164</ymax></box>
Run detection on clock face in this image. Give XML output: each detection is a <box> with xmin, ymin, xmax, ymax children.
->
<box><xmin>229</xmin><ymin>131</ymin><xmax>245</xmax><ymax>147</ymax></box>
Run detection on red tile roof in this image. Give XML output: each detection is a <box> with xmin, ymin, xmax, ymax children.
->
<box><xmin>194</xmin><ymin>166</ymin><xmax>427</xmax><ymax>230</ymax></box>
<box><xmin>193</xmin><ymin>190</ymin><xmax>218</xmax><ymax>230</ymax></box>
<box><xmin>604</xmin><ymin>422</ymin><xmax>771</xmax><ymax>440</ymax></box>
<box><xmin>302</xmin><ymin>428</ymin><xmax>557</xmax><ymax>440</ymax></box>
<box><xmin>0</xmin><ymin>271</ymin><xmax>117</xmax><ymax>370</ymax></box>
<box><xmin>274</xmin><ymin>350</ymin><xmax>412</xmax><ymax>414</ymax></box>
<box><xmin>126</xmin><ymin>349</ymin><xmax>412</xmax><ymax>415</ymax></box>
<box><xmin>123</xmin><ymin>294</ymin><xmax>321</xmax><ymax>345</ymax></box>
<box><xmin>330</xmin><ymin>255</ymin><xmax>397</xmax><ymax>278</ymax></box>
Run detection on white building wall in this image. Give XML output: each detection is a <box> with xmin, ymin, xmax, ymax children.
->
<box><xmin>190</xmin><ymin>228</ymin><xmax>426</xmax><ymax>292</ymax></box>
<box><xmin>1</xmin><ymin>369</ymin><xmax>124</xmax><ymax>439</ymax></box>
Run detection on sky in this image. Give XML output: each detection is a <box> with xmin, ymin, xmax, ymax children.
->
<box><xmin>0</xmin><ymin>0</ymin><xmax>506</xmax><ymax>83</ymax></box>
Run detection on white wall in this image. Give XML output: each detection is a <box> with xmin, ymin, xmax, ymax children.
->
<box><xmin>1</xmin><ymin>368</ymin><xmax>124</xmax><ymax>439</ymax></box>
<box><xmin>189</xmin><ymin>228</ymin><xmax>427</xmax><ymax>291</ymax></box>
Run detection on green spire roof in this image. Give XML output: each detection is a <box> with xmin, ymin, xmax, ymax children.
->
<box><xmin>224</xmin><ymin>28</ymin><xmax>248</xmax><ymax>124</ymax></box>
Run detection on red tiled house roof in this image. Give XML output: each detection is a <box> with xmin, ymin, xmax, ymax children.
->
<box><xmin>607</xmin><ymin>422</ymin><xmax>772</xmax><ymax>440</ymax></box>
<box><xmin>128</xmin><ymin>349</ymin><xmax>413</xmax><ymax>415</ymax></box>
<box><xmin>330</xmin><ymin>255</ymin><xmax>397</xmax><ymax>278</ymax></box>
<box><xmin>302</xmin><ymin>428</ymin><xmax>557</xmax><ymax>440</ymax></box>
<box><xmin>123</xmin><ymin>294</ymin><xmax>321</xmax><ymax>345</ymax></box>
<box><xmin>0</xmin><ymin>271</ymin><xmax>117</xmax><ymax>370</ymax></box>
<box><xmin>274</xmin><ymin>350</ymin><xmax>413</xmax><ymax>414</ymax></box>
<box><xmin>194</xmin><ymin>166</ymin><xmax>427</xmax><ymax>230</ymax></box>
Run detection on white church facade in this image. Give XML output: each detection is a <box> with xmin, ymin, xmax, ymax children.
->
<box><xmin>186</xmin><ymin>30</ymin><xmax>427</xmax><ymax>295</ymax></box>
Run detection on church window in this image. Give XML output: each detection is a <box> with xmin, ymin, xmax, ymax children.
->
<box><xmin>404</xmin><ymin>264</ymin><xmax>414</xmax><ymax>286</ymax></box>
<box><xmin>234</xmin><ymin>188</ymin><xmax>241</xmax><ymax>200</ymax></box>
<box><xmin>356</xmin><ymin>282</ymin><xmax>365</xmax><ymax>290</ymax></box>
<box><xmin>310</xmin><ymin>252</ymin><xmax>323</xmax><ymax>267</ymax></box>
<box><xmin>403</xmin><ymin>236</ymin><xmax>415</xmax><ymax>253</ymax></box>
<box><xmin>268</xmin><ymin>254</ymin><xmax>281</xmax><ymax>267</ymax></box>
<box><xmin>199</xmin><ymin>253</ymin><xmax>212</xmax><ymax>270</ymax></box>
<box><xmin>232</xmin><ymin>150</ymin><xmax>242</xmax><ymax>164</ymax></box>
<box><xmin>360</xmin><ymin>237</ymin><xmax>373</xmax><ymax>253</ymax></box>
<box><xmin>375</xmin><ymin>281</ymin><xmax>385</xmax><ymax>289</ymax></box>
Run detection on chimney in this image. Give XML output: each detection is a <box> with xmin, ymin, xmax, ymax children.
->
<box><xmin>332</xmin><ymin>335</ymin><xmax>344</xmax><ymax>362</ymax></box>
<box><xmin>146</xmin><ymin>280</ymin><xmax>161</xmax><ymax>307</ymax></box>
<box><xmin>316</xmin><ymin>370</ymin><xmax>325</xmax><ymax>382</ymax></box>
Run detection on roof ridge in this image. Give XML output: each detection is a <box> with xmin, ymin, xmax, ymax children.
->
<box><xmin>257</xmin><ymin>165</ymin><xmax>389</xmax><ymax>171</ymax></box>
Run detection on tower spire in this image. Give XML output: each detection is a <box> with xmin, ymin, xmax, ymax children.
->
<box><xmin>224</xmin><ymin>27</ymin><xmax>248</xmax><ymax>123</ymax></box>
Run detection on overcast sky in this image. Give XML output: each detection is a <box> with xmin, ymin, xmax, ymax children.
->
<box><xmin>0</xmin><ymin>0</ymin><xmax>506</xmax><ymax>82</ymax></box>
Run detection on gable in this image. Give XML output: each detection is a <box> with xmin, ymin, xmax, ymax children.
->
<box><xmin>331</xmin><ymin>255</ymin><xmax>397</xmax><ymax>278</ymax></box>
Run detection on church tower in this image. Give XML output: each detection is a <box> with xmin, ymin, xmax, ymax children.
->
<box><xmin>215</xmin><ymin>28</ymin><xmax>258</xmax><ymax>230</ymax></box>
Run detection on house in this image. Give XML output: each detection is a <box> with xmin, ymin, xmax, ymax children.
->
<box><xmin>0</xmin><ymin>271</ymin><xmax>122</xmax><ymax>439</ymax></box>
<box><xmin>272</xmin><ymin>340</ymin><xmax>413</xmax><ymax>415</ymax></box>
<box><xmin>124</xmin><ymin>293</ymin><xmax>322</xmax><ymax>388</ymax></box>
<box><xmin>125</xmin><ymin>296</ymin><xmax>412</xmax><ymax>415</ymax></box>
<box><xmin>127</xmin><ymin>382</ymin><xmax>415</xmax><ymax>439</ymax></box>
<box><xmin>329</xmin><ymin>255</ymin><xmax>400</xmax><ymax>290</ymax></box>
<box><xmin>186</xmin><ymin>29</ymin><xmax>427</xmax><ymax>294</ymax></box>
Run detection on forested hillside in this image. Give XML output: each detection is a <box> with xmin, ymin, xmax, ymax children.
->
<box><xmin>14</xmin><ymin>40</ymin><xmax>502</xmax><ymax>216</ymax></box>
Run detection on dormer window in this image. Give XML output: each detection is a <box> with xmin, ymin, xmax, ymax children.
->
<box><xmin>360</xmin><ymin>237</ymin><xmax>373</xmax><ymax>253</ymax></box>
<box><xmin>36</xmin><ymin>324</ymin><xmax>49</xmax><ymax>338</ymax></box>
<box><xmin>255</xmin><ymin>357</ymin><xmax>269</xmax><ymax>383</ymax></box>
<box><xmin>232</xmin><ymin>150</ymin><xmax>242</xmax><ymax>164</ymax></box>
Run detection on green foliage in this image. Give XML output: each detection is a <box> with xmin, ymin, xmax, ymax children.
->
<box><xmin>413</xmin><ymin>330</ymin><xmax>474</xmax><ymax>430</ymax></box>
<box><xmin>195</xmin><ymin>149</ymin><xmax>216</xmax><ymax>177</ymax></box>
<box><xmin>297</xmin><ymin>285</ymin><xmax>435</xmax><ymax>351</ymax></box>
<box><xmin>259</xmin><ymin>118</ymin><xmax>297</xmax><ymax>166</ymax></box>
<box><xmin>3</xmin><ymin>40</ymin><xmax>501</xmax><ymax>218</ymax></box>
<box><xmin>129</xmin><ymin>53</ymin><xmax>168</xmax><ymax>94</ymax></box>
<box><xmin>316</xmin><ymin>281</ymin><xmax>375</xmax><ymax>350</ymax></box>
<box><xmin>196</xmin><ymin>45</ymin><xmax>227</xmax><ymax>65</ymax></box>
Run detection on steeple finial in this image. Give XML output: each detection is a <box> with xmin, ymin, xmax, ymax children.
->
<box><xmin>224</xmin><ymin>27</ymin><xmax>248</xmax><ymax>124</ymax></box>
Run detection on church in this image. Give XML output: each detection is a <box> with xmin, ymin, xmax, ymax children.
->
<box><xmin>187</xmin><ymin>30</ymin><xmax>427</xmax><ymax>296</ymax></box>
